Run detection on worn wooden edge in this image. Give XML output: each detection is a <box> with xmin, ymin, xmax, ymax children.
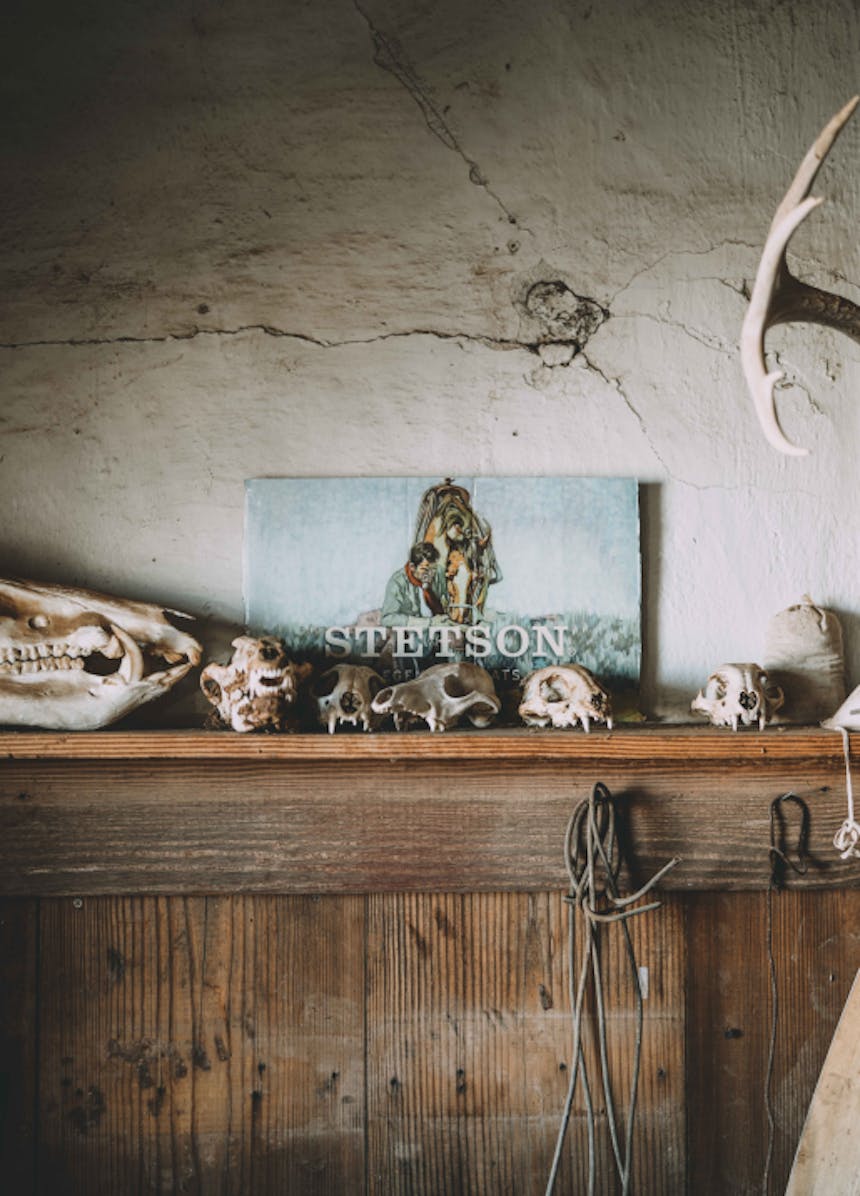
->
<box><xmin>0</xmin><ymin>724</ymin><xmax>854</xmax><ymax>762</ymax></box>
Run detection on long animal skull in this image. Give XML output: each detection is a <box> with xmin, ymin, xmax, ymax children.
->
<box><xmin>371</xmin><ymin>661</ymin><xmax>500</xmax><ymax>732</ymax></box>
<box><xmin>518</xmin><ymin>664</ymin><xmax>613</xmax><ymax>732</ymax></box>
<box><xmin>311</xmin><ymin>663</ymin><xmax>385</xmax><ymax>733</ymax></box>
<box><xmin>742</xmin><ymin>95</ymin><xmax>860</xmax><ymax>456</ymax></box>
<box><xmin>200</xmin><ymin>636</ymin><xmax>311</xmax><ymax>733</ymax></box>
<box><xmin>0</xmin><ymin>576</ymin><xmax>201</xmax><ymax>729</ymax></box>
<box><xmin>691</xmin><ymin>663</ymin><xmax>784</xmax><ymax>731</ymax></box>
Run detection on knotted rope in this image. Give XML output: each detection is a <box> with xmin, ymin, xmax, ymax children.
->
<box><xmin>545</xmin><ymin>782</ymin><xmax>679</xmax><ymax>1196</ymax></box>
<box><xmin>833</xmin><ymin>727</ymin><xmax>860</xmax><ymax>860</ymax></box>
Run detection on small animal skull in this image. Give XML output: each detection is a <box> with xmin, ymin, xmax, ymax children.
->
<box><xmin>691</xmin><ymin>663</ymin><xmax>784</xmax><ymax>731</ymax></box>
<box><xmin>200</xmin><ymin>635</ymin><xmax>312</xmax><ymax>732</ymax></box>
<box><xmin>371</xmin><ymin>661</ymin><xmax>500</xmax><ymax>733</ymax></box>
<box><xmin>0</xmin><ymin>576</ymin><xmax>201</xmax><ymax>730</ymax></box>
<box><xmin>518</xmin><ymin>664</ymin><xmax>613</xmax><ymax>732</ymax></box>
<box><xmin>311</xmin><ymin>663</ymin><xmax>385</xmax><ymax>734</ymax></box>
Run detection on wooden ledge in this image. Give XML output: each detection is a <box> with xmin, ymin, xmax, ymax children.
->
<box><xmin>1</xmin><ymin>725</ymin><xmax>858</xmax><ymax>896</ymax></box>
<box><xmin>0</xmin><ymin>724</ymin><xmax>854</xmax><ymax>762</ymax></box>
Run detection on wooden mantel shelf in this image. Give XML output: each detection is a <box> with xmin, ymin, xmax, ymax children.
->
<box><xmin>1</xmin><ymin>725</ymin><xmax>858</xmax><ymax>896</ymax></box>
<box><xmin>0</xmin><ymin>723</ymin><xmax>853</xmax><ymax>761</ymax></box>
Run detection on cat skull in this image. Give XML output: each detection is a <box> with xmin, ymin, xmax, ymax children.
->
<box><xmin>311</xmin><ymin>663</ymin><xmax>385</xmax><ymax>734</ymax></box>
<box><xmin>518</xmin><ymin>664</ymin><xmax>613</xmax><ymax>732</ymax></box>
<box><xmin>371</xmin><ymin>661</ymin><xmax>500</xmax><ymax>733</ymax></box>
<box><xmin>691</xmin><ymin>663</ymin><xmax>784</xmax><ymax>731</ymax></box>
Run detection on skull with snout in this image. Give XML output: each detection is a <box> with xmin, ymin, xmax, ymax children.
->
<box><xmin>311</xmin><ymin>663</ymin><xmax>385</xmax><ymax>734</ymax></box>
<box><xmin>691</xmin><ymin>663</ymin><xmax>784</xmax><ymax>731</ymax></box>
<box><xmin>0</xmin><ymin>576</ymin><xmax>202</xmax><ymax>730</ymax></box>
<box><xmin>518</xmin><ymin>664</ymin><xmax>613</xmax><ymax>732</ymax></box>
<box><xmin>200</xmin><ymin>636</ymin><xmax>312</xmax><ymax>732</ymax></box>
<box><xmin>371</xmin><ymin>661</ymin><xmax>500</xmax><ymax>733</ymax></box>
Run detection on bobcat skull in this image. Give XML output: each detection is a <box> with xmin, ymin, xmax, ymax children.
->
<box><xmin>0</xmin><ymin>576</ymin><xmax>202</xmax><ymax>730</ymax></box>
<box><xmin>200</xmin><ymin>635</ymin><xmax>312</xmax><ymax>733</ymax></box>
<box><xmin>691</xmin><ymin>663</ymin><xmax>784</xmax><ymax>731</ymax></box>
<box><xmin>311</xmin><ymin>663</ymin><xmax>385</xmax><ymax>733</ymax></box>
<box><xmin>371</xmin><ymin>661</ymin><xmax>500</xmax><ymax>733</ymax></box>
<box><xmin>518</xmin><ymin>664</ymin><xmax>613</xmax><ymax>732</ymax></box>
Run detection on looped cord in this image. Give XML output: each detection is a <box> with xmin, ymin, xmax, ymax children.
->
<box><xmin>833</xmin><ymin>727</ymin><xmax>860</xmax><ymax>860</ymax></box>
<box><xmin>546</xmin><ymin>782</ymin><xmax>679</xmax><ymax>1196</ymax></box>
<box><xmin>768</xmin><ymin>792</ymin><xmax>809</xmax><ymax>889</ymax></box>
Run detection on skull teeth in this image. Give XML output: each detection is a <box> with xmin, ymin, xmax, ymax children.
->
<box><xmin>0</xmin><ymin>656</ymin><xmax>87</xmax><ymax>675</ymax></box>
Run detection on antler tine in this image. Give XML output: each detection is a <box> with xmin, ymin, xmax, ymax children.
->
<box><xmin>741</xmin><ymin>95</ymin><xmax>860</xmax><ymax>456</ymax></box>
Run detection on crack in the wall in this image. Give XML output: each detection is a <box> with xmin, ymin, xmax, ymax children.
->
<box><xmin>0</xmin><ymin>323</ymin><xmax>593</xmax><ymax>358</ymax></box>
<box><xmin>607</xmin><ymin>239</ymin><xmax>766</xmax><ymax>306</ymax></box>
<box><xmin>770</xmin><ymin>350</ymin><xmax>826</xmax><ymax>415</ymax></box>
<box><xmin>577</xmin><ymin>351</ymin><xmax>674</xmax><ymax>476</ymax></box>
<box><xmin>352</xmin><ymin>0</ymin><xmax>526</xmax><ymax>235</ymax></box>
<box><xmin>614</xmin><ymin>310</ymin><xmax>735</xmax><ymax>356</ymax></box>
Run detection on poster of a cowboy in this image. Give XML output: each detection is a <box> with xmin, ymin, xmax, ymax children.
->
<box><xmin>245</xmin><ymin>476</ymin><xmax>641</xmax><ymax>708</ymax></box>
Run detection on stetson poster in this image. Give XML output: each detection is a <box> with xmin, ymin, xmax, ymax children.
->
<box><xmin>244</xmin><ymin>476</ymin><xmax>641</xmax><ymax>708</ymax></box>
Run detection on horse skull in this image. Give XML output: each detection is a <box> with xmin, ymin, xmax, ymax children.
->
<box><xmin>371</xmin><ymin>661</ymin><xmax>500</xmax><ymax>733</ymax></box>
<box><xmin>0</xmin><ymin>576</ymin><xmax>201</xmax><ymax>730</ymax></box>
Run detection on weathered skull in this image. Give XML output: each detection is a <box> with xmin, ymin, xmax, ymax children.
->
<box><xmin>371</xmin><ymin>661</ymin><xmax>500</xmax><ymax>733</ymax></box>
<box><xmin>200</xmin><ymin>636</ymin><xmax>312</xmax><ymax>733</ymax></box>
<box><xmin>518</xmin><ymin>664</ymin><xmax>613</xmax><ymax>732</ymax></box>
<box><xmin>0</xmin><ymin>576</ymin><xmax>202</xmax><ymax>730</ymax></box>
<box><xmin>311</xmin><ymin>663</ymin><xmax>385</xmax><ymax>733</ymax></box>
<box><xmin>691</xmin><ymin>663</ymin><xmax>784</xmax><ymax>731</ymax></box>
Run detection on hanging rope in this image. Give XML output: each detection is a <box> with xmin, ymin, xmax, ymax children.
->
<box><xmin>763</xmin><ymin>792</ymin><xmax>809</xmax><ymax>1196</ymax></box>
<box><xmin>833</xmin><ymin>727</ymin><xmax>860</xmax><ymax>860</ymax></box>
<box><xmin>545</xmin><ymin>782</ymin><xmax>679</xmax><ymax>1196</ymax></box>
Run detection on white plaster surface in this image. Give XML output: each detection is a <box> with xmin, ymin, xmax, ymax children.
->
<box><xmin>2</xmin><ymin>0</ymin><xmax>860</xmax><ymax>720</ymax></box>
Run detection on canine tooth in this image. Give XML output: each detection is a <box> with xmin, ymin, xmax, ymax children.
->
<box><xmin>111</xmin><ymin>624</ymin><xmax>144</xmax><ymax>684</ymax></box>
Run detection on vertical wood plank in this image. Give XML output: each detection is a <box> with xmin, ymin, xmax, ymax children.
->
<box><xmin>35</xmin><ymin>896</ymin><xmax>365</xmax><ymax>1195</ymax></box>
<box><xmin>366</xmin><ymin>890</ymin><xmax>685</xmax><ymax>1195</ymax></box>
<box><xmin>685</xmin><ymin>889</ymin><xmax>860</xmax><ymax>1196</ymax></box>
<box><xmin>768</xmin><ymin>889</ymin><xmax>860</xmax><ymax>1191</ymax></box>
<box><xmin>686</xmin><ymin>892</ymin><xmax>769</xmax><ymax>1195</ymax></box>
<box><xmin>0</xmin><ymin>898</ymin><xmax>38</xmax><ymax>1196</ymax></box>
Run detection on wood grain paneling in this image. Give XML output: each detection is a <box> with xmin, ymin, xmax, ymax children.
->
<box><xmin>0</xmin><ymin>898</ymin><xmax>38</xmax><ymax>1196</ymax></box>
<box><xmin>685</xmin><ymin>889</ymin><xmax>860</xmax><ymax>1195</ymax></box>
<box><xmin>35</xmin><ymin>896</ymin><xmax>365</xmax><ymax>1196</ymax></box>
<box><xmin>365</xmin><ymin>891</ymin><xmax>685</xmax><ymax>1195</ymax></box>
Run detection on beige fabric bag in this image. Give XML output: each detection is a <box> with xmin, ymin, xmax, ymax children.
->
<box><xmin>764</xmin><ymin>595</ymin><xmax>846</xmax><ymax>724</ymax></box>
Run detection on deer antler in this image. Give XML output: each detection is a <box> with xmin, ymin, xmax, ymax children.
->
<box><xmin>741</xmin><ymin>95</ymin><xmax>860</xmax><ymax>456</ymax></box>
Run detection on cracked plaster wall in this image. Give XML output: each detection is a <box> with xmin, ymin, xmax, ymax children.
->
<box><xmin>2</xmin><ymin>0</ymin><xmax>860</xmax><ymax>720</ymax></box>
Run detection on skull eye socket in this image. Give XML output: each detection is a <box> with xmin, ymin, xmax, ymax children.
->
<box><xmin>539</xmin><ymin>680</ymin><xmax>565</xmax><ymax>703</ymax></box>
<box><xmin>311</xmin><ymin>669</ymin><xmax>340</xmax><ymax>699</ymax></box>
<box><xmin>28</xmin><ymin>615</ymin><xmax>49</xmax><ymax>630</ymax></box>
<box><xmin>443</xmin><ymin>674</ymin><xmax>471</xmax><ymax>698</ymax></box>
<box><xmin>259</xmin><ymin>644</ymin><xmax>280</xmax><ymax>661</ymax></box>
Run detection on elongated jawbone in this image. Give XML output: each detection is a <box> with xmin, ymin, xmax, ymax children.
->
<box><xmin>0</xmin><ymin>577</ymin><xmax>202</xmax><ymax>730</ymax></box>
